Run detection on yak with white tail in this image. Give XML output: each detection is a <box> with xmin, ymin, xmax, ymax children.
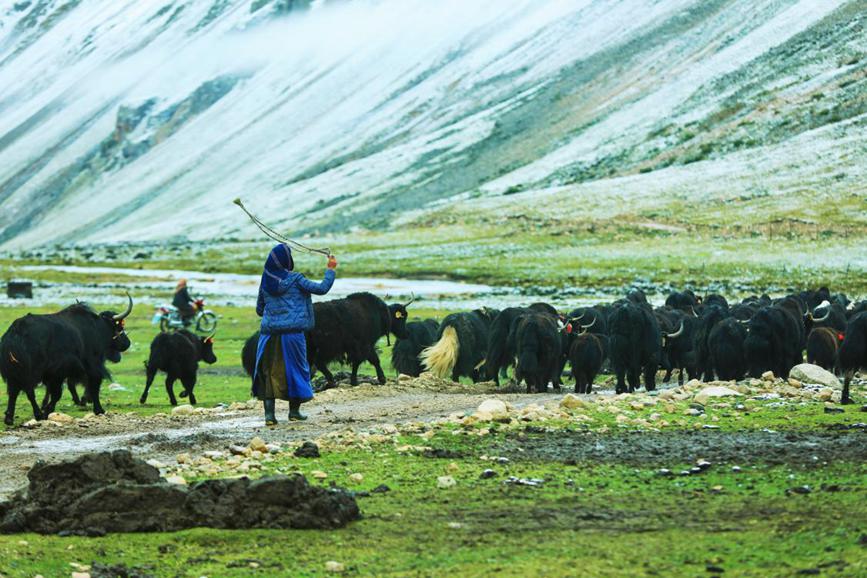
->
<box><xmin>421</xmin><ymin>309</ymin><xmax>498</xmax><ymax>383</ymax></box>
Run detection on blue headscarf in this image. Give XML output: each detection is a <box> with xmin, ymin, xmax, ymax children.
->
<box><xmin>260</xmin><ymin>244</ymin><xmax>295</xmax><ymax>296</ymax></box>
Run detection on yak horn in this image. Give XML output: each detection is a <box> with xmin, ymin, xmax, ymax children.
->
<box><xmin>688</xmin><ymin>306</ymin><xmax>698</xmax><ymax>318</ymax></box>
<box><xmin>570</xmin><ymin>312</ymin><xmax>585</xmax><ymax>324</ymax></box>
<box><xmin>666</xmin><ymin>321</ymin><xmax>685</xmax><ymax>339</ymax></box>
<box><xmin>738</xmin><ymin>318</ymin><xmax>750</xmax><ymax>325</ymax></box>
<box><xmin>404</xmin><ymin>292</ymin><xmax>416</xmax><ymax>307</ymax></box>
<box><xmin>580</xmin><ymin>317</ymin><xmax>597</xmax><ymax>331</ymax></box>
<box><xmin>113</xmin><ymin>293</ymin><xmax>133</xmax><ymax>321</ymax></box>
<box><xmin>811</xmin><ymin>310</ymin><xmax>831</xmax><ymax>323</ymax></box>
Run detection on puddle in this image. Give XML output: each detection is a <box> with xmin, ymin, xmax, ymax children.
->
<box><xmin>1</xmin><ymin>265</ymin><xmax>620</xmax><ymax>310</ymax></box>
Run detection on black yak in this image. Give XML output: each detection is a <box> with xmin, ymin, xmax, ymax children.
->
<box><xmin>806</xmin><ymin>327</ymin><xmax>840</xmax><ymax>372</ymax></box>
<box><xmin>569</xmin><ymin>332</ymin><xmax>607</xmax><ymax>394</ymax></box>
<box><xmin>744</xmin><ymin>304</ymin><xmax>803</xmax><ymax>379</ymax></box>
<box><xmin>140</xmin><ymin>330</ymin><xmax>217</xmax><ymax>406</ymax></box>
<box><xmin>509</xmin><ymin>313</ymin><xmax>562</xmax><ymax>393</ymax></box>
<box><xmin>421</xmin><ymin>308</ymin><xmax>498</xmax><ymax>383</ymax></box>
<box><xmin>242</xmin><ymin>331</ymin><xmax>259</xmax><ymax>377</ymax></box>
<box><xmin>839</xmin><ymin>312</ymin><xmax>867</xmax><ymax>404</ymax></box>
<box><xmin>708</xmin><ymin>317</ymin><xmax>748</xmax><ymax>381</ymax></box>
<box><xmin>306</xmin><ymin>293</ymin><xmax>411</xmax><ymax>388</ymax></box>
<box><xmin>0</xmin><ymin>296</ymin><xmax>133</xmax><ymax>425</ymax></box>
<box><xmin>608</xmin><ymin>302</ymin><xmax>661</xmax><ymax>394</ymax></box>
<box><xmin>391</xmin><ymin>319</ymin><xmax>439</xmax><ymax>377</ymax></box>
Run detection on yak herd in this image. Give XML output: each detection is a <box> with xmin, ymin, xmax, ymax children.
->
<box><xmin>1</xmin><ymin>286</ymin><xmax>866</xmax><ymax>426</ymax></box>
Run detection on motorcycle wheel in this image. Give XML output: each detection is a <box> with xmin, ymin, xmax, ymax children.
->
<box><xmin>159</xmin><ymin>317</ymin><xmax>171</xmax><ymax>333</ymax></box>
<box><xmin>197</xmin><ymin>312</ymin><xmax>218</xmax><ymax>334</ymax></box>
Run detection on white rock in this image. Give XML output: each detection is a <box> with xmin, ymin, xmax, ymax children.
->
<box><xmin>203</xmin><ymin>450</ymin><xmax>225</xmax><ymax>460</ymax></box>
<box><xmin>325</xmin><ymin>561</ymin><xmax>345</xmax><ymax>573</ymax></box>
<box><xmin>761</xmin><ymin>371</ymin><xmax>776</xmax><ymax>382</ymax></box>
<box><xmin>475</xmin><ymin>399</ymin><xmax>509</xmax><ymax>420</ymax></box>
<box><xmin>437</xmin><ymin>475</ymin><xmax>457</xmax><ymax>489</ymax></box>
<box><xmin>694</xmin><ymin>386</ymin><xmax>741</xmax><ymax>406</ymax></box>
<box><xmin>312</xmin><ymin>470</ymin><xmax>328</xmax><ymax>480</ymax></box>
<box><xmin>249</xmin><ymin>436</ymin><xmax>268</xmax><ymax>453</ymax></box>
<box><xmin>71</xmin><ymin>573</ymin><xmax>91</xmax><ymax>578</ymax></box>
<box><xmin>789</xmin><ymin>364</ymin><xmax>842</xmax><ymax>389</ymax></box>
<box><xmin>176</xmin><ymin>453</ymin><xmax>191</xmax><ymax>464</ymax></box>
<box><xmin>560</xmin><ymin>394</ymin><xmax>587</xmax><ymax>410</ymax></box>
<box><xmin>171</xmin><ymin>405</ymin><xmax>195</xmax><ymax>416</ymax></box>
<box><xmin>47</xmin><ymin>412</ymin><xmax>75</xmax><ymax>424</ymax></box>
<box><xmin>165</xmin><ymin>475</ymin><xmax>187</xmax><ymax>486</ymax></box>
<box><xmin>348</xmin><ymin>473</ymin><xmax>364</xmax><ymax>484</ymax></box>
<box><xmin>107</xmin><ymin>383</ymin><xmax>127</xmax><ymax>391</ymax></box>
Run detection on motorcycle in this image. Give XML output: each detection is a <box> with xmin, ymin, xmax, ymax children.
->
<box><xmin>152</xmin><ymin>298</ymin><xmax>218</xmax><ymax>334</ymax></box>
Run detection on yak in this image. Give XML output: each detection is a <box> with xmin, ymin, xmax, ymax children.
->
<box><xmin>306</xmin><ymin>293</ymin><xmax>411</xmax><ymax>388</ymax></box>
<box><xmin>839</xmin><ymin>312</ymin><xmax>867</xmax><ymax>405</ymax></box>
<box><xmin>692</xmin><ymin>304</ymin><xmax>730</xmax><ymax>381</ymax></box>
<box><xmin>140</xmin><ymin>330</ymin><xmax>217</xmax><ymax>406</ymax></box>
<box><xmin>509</xmin><ymin>313</ymin><xmax>562</xmax><ymax>393</ymax></box>
<box><xmin>707</xmin><ymin>317</ymin><xmax>748</xmax><ymax>381</ymax></box>
<box><xmin>744</xmin><ymin>304</ymin><xmax>803</xmax><ymax>379</ymax></box>
<box><xmin>391</xmin><ymin>319</ymin><xmax>439</xmax><ymax>377</ymax></box>
<box><xmin>806</xmin><ymin>327</ymin><xmax>840</xmax><ymax>372</ymax></box>
<box><xmin>484</xmin><ymin>307</ymin><xmax>536</xmax><ymax>386</ymax></box>
<box><xmin>608</xmin><ymin>302</ymin><xmax>661</xmax><ymax>394</ymax></box>
<box><xmin>242</xmin><ymin>331</ymin><xmax>259</xmax><ymax>377</ymax></box>
<box><xmin>0</xmin><ymin>296</ymin><xmax>133</xmax><ymax>425</ymax></box>
<box><xmin>421</xmin><ymin>308</ymin><xmax>498</xmax><ymax>383</ymax></box>
<box><xmin>665</xmin><ymin>290</ymin><xmax>701</xmax><ymax>313</ymax></box>
<box><xmin>569</xmin><ymin>331</ymin><xmax>607</xmax><ymax>394</ymax></box>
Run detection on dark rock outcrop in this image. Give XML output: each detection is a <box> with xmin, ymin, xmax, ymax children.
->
<box><xmin>0</xmin><ymin>450</ymin><xmax>359</xmax><ymax>535</ymax></box>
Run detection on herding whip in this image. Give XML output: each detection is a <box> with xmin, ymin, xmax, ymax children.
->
<box><xmin>233</xmin><ymin>198</ymin><xmax>332</xmax><ymax>257</ymax></box>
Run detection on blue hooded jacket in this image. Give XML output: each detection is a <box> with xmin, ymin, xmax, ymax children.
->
<box><xmin>256</xmin><ymin>244</ymin><xmax>335</xmax><ymax>334</ymax></box>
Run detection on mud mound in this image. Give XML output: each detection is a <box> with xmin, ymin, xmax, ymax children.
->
<box><xmin>0</xmin><ymin>450</ymin><xmax>360</xmax><ymax>535</ymax></box>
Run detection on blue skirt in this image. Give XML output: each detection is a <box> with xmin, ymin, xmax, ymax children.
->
<box><xmin>252</xmin><ymin>332</ymin><xmax>314</xmax><ymax>402</ymax></box>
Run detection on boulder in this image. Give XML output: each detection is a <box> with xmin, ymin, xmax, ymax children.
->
<box><xmin>436</xmin><ymin>476</ymin><xmax>456</xmax><ymax>489</ymax></box>
<box><xmin>47</xmin><ymin>412</ymin><xmax>74</xmax><ymax>424</ymax></box>
<box><xmin>789</xmin><ymin>364</ymin><xmax>842</xmax><ymax>389</ymax></box>
<box><xmin>171</xmin><ymin>405</ymin><xmax>195</xmax><ymax>416</ymax></box>
<box><xmin>560</xmin><ymin>394</ymin><xmax>588</xmax><ymax>410</ymax></box>
<box><xmin>694</xmin><ymin>386</ymin><xmax>742</xmax><ymax>406</ymax></box>
<box><xmin>475</xmin><ymin>399</ymin><xmax>509</xmax><ymax>420</ymax></box>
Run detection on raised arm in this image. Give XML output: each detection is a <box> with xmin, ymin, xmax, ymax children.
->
<box><xmin>297</xmin><ymin>268</ymin><xmax>336</xmax><ymax>296</ymax></box>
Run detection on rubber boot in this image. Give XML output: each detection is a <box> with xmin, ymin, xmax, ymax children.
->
<box><xmin>264</xmin><ymin>398</ymin><xmax>277</xmax><ymax>426</ymax></box>
<box><xmin>288</xmin><ymin>400</ymin><xmax>307</xmax><ymax>421</ymax></box>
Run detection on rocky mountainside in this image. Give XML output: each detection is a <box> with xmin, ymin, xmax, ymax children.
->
<box><xmin>0</xmin><ymin>0</ymin><xmax>863</xmax><ymax>249</ymax></box>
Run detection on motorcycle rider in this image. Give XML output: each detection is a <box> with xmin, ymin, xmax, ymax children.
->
<box><xmin>172</xmin><ymin>279</ymin><xmax>196</xmax><ymax>325</ymax></box>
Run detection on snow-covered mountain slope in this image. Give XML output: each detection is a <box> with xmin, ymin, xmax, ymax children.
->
<box><xmin>0</xmin><ymin>0</ymin><xmax>863</xmax><ymax>249</ymax></box>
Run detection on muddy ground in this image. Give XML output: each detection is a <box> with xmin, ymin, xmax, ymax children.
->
<box><xmin>0</xmin><ymin>382</ymin><xmax>561</xmax><ymax>498</ymax></box>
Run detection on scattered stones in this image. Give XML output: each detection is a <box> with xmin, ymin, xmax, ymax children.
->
<box><xmin>324</xmin><ymin>561</ymin><xmax>346</xmax><ymax>573</ymax></box>
<box><xmin>505</xmin><ymin>476</ymin><xmax>544</xmax><ymax>487</ymax></box>
<box><xmin>436</xmin><ymin>476</ymin><xmax>456</xmax><ymax>489</ymax></box>
<box><xmin>684</xmin><ymin>408</ymin><xmax>703</xmax><ymax>417</ymax></box>
<box><xmin>294</xmin><ymin>442</ymin><xmax>321</xmax><ymax>458</ymax></box>
<box><xmin>787</xmin><ymin>485</ymin><xmax>812</xmax><ymax>495</ymax></box>
<box><xmin>824</xmin><ymin>406</ymin><xmax>844</xmax><ymax>414</ymax></box>
<box><xmin>761</xmin><ymin>371</ymin><xmax>776</xmax><ymax>382</ymax></box>
<box><xmin>790</xmin><ymin>364</ymin><xmax>842</xmax><ymax>389</ymax></box>
<box><xmin>229</xmin><ymin>445</ymin><xmax>250</xmax><ymax>457</ymax></box>
<box><xmin>657</xmin><ymin>468</ymin><xmax>673</xmax><ymax>477</ymax></box>
<box><xmin>479</xmin><ymin>469</ymin><xmax>497</xmax><ymax>479</ymax></box>
<box><xmin>311</xmin><ymin>471</ymin><xmax>328</xmax><ymax>480</ymax></box>
<box><xmin>348</xmin><ymin>473</ymin><xmax>364</xmax><ymax>484</ymax></box>
<box><xmin>165</xmin><ymin>475</ymin><xmax>187</xmax><ymax>486</ymax></box>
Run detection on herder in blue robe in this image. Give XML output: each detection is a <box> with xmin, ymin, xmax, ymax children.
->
<box><xmin>253</xmin><ymin>243</ymin><xmax>336</xmax><ymax>425</ymax></box>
